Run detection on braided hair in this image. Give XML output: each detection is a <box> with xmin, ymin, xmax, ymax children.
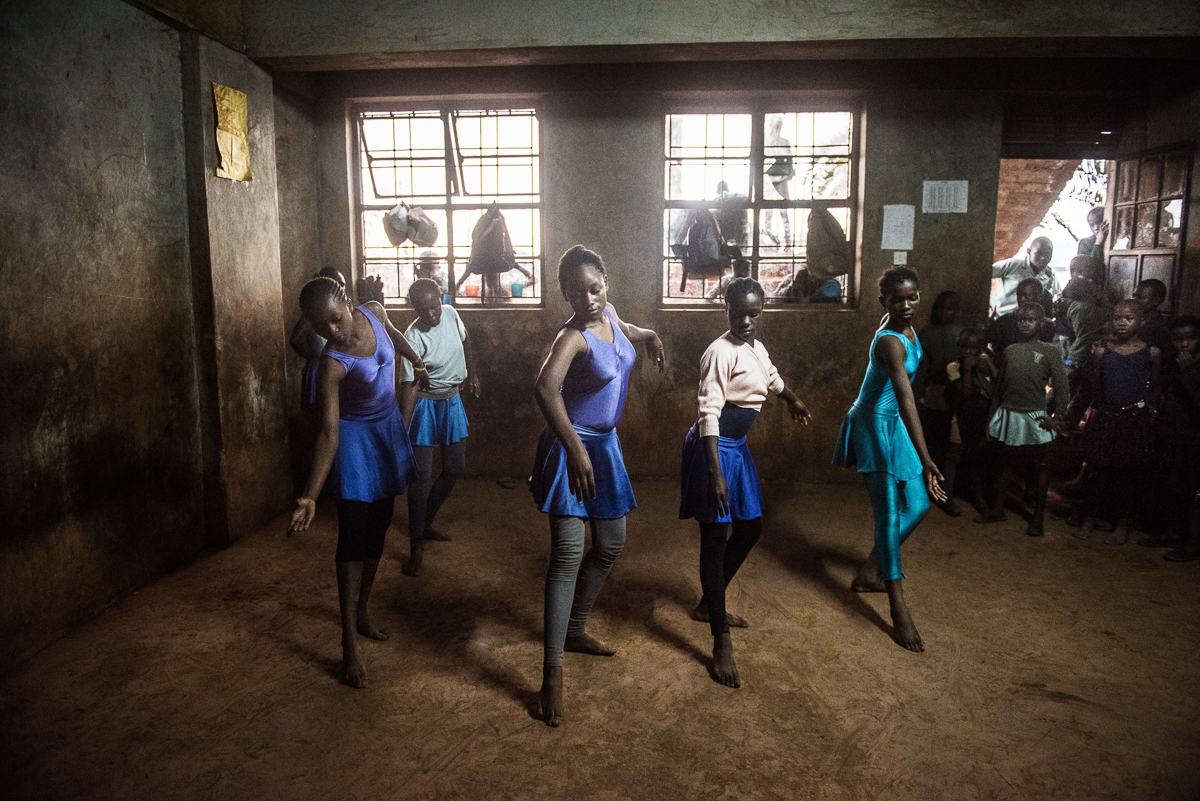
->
<box><xmin>299</xmin><ymin>275</ymin><xmax>349</xmax><ymax>312</ymax></box>
<box><xmin>725</xmin><ymin>277</ymin><xmax>764</xmax><ymax>307</ymax></box>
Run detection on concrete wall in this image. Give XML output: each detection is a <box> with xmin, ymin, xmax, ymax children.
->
<box><xmin>304</xmin><ymin>65</ymin><xmax>1003</xmax><ymax>483</ymax></box>
<box><xmin>245</xmin><ymin>0</ymin><xmax>1200</xmax><ymax>68</ymax></box>
<box><xmin>0</xmin><ymin>0</ymin><xmax>293</xmax><ymax>673</ymax></box>
<box><xmin>182</xmin><ymin>34</ymin><xmax>292</xmax><ymax>544</ymax></box>
<box><xmin>0</xmin><ymin>0</ymin><xmax>203</xmax><ymax>670</ymax></box>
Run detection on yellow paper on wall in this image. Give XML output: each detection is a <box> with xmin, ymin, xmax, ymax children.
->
<box><xmin>213</xmin><ymin>83</ymin><xmax>251</xmax><ymax>182</ymax></box>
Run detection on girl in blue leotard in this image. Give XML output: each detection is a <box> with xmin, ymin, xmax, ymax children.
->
<box><xmin>531</xmin><ymin>245</ymin><xmax>665</xmax><ymax>727</ymax></box>
<box><xmin>289</xmin><ymin>276</ymin><xmax>430</xmax><ymax>688</ymax></box>
<box><xmin>833</xmin><ymin>267</ymin><xmax>946</xmax><ymax>652</ymax></box>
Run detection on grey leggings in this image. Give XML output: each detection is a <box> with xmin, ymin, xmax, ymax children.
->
<box><xmin>407</xmin><ymin>440</ymin><xmax>466</xmax><ymax>544</ymax></box>
<box><xmin>543</xmin><ymin>515</ymin><xmax>627</xmax><ymax>668</ymax></box>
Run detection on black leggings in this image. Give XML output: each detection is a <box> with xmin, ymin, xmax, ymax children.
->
<box><xmin>698</xmin><ymin>518</ymin><xmax>762</xmax><ymax>637</ymax></box>
<box><xmin>335</xmin><ymin>497</ymin><xmax>394</xmax><ymax>562</ymax></box>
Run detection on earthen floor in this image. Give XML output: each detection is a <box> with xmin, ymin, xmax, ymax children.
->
<box><xmin>2</xmin><ymin>479</ymin><xmax>1198</xmax><ymax>800</ymax></box>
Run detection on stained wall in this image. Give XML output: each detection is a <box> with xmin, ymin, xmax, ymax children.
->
<box><xmin>0</xmin><ymin>0</ymin><xmax>291</xmax><ymax>673</ymax></box>
<box><xmin>0</xmin><ymin>0</ymin><xmax>203</xmax><ymax>669</ymax></box>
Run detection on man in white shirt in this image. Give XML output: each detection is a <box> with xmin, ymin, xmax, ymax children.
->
<box><xmin>992</xmin><ymin>236</ymin><xmax>1059</xmax><ymax>317</ymax></box>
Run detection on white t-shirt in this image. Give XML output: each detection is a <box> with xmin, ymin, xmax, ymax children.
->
<box><xmin>401</xmin><ymin>305</ymin><xmax>468</xmax><ymax>399</ymax></box>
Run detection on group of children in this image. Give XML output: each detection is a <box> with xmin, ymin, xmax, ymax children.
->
<box><xmin>284</xmin><ymin>247</ymin><xmax>1196</xmax><ymax>728</ymax></box>
<box><xmin>914</xmin><ymin>265</ymin><xmax>1200</xmax><ymax>563</ymax></box>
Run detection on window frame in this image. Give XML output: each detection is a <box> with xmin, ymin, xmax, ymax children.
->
<box><xmin>349</xmin><ymin>97</ymin><xmax>544</xmax><ymax>309</ymax></box>
<box><xmin>661</xmin><ymin>96</ymin><xmax>863</xmax><ymax>309</ymax></box>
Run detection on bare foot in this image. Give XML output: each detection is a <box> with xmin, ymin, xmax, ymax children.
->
<box><xmin>711</xmin><ymin>632</ymin><xmax>741</xmax><ymax>688</ymax></box>
<box><xmin>423</xmin><ymin>527</ymin><xmax>452</xmax><ymax>542</ymax></box>
<box><xmin>402</xmin><ymin>541</ymin><xmax>424</xmax><ymax>577</ymax></box>
<box><xmin>691</xmin><ymin>602</ymin><xmax>749</xmax><ymax>628</ymax></box>
<box><xmin>889</xmin><ymin>603</ymin><xmax>924</xmax><ymax>653</ymax></box>
<box><xmin>851</xmin><ymin>575</ymin><xmax>886</xmax><ymax>593</ymax></box>
<box><xmin>851</xmin><ymin>557</ymin><xmax>885</xmax><ymax>593</ymax></box>
<box><xmin>356</xmin><ymin>613</ymin><xmax>388</xmax><ymax>641</ymax></box>
<box><xmin>1105</xmin><ymin>519</ymin><xmax>1130</xmax><ymax>546</ymax></box>
<box><xmin>536</xmin><ymin>665</ymin><xmax>563</xmax><ymax>727</ymax></box>
<box><xmin>340</xmin><ymin>640</ymin><xmax>367</xmax><ymax>688</ymax></box>
<box><xmin>563</xmin><ymin>632</ymin><xmax>616</xmax><ymax>656</ymax></box>
<box><xmin>1073</xmin><ymin>518</ymin><xmax>1094</xmax><ymax>540</ymax></box>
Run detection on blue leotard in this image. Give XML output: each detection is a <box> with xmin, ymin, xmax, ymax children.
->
<box><xmin>833</xmin><ymin>328</ymin><xmax>923</xmax><ymax>481</ymax></box>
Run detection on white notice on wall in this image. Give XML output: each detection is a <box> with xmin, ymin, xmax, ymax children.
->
<box><xmin>922</xmin><ymin>181</ymin><xmax>969</xmax><ymax>213</ymax></box>
<box><xmin>893</xmin><ymin>251</ymin><xmax>907</xmax><ymax>265</ymax></box>
<box><xmin>881</xmin><ymin>204</ymin><xmax>914</xmax><ymax>251</ymax></box>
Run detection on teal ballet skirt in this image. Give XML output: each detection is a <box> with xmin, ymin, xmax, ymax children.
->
<box><xmin>832</xmin><ymin>329</ymin><xmax>924</xmax><ymax>481</ymax></box>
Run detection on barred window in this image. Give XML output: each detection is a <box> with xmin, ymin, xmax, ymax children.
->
<box><xmin>354</xmin><ymin>106</ymin><xmax>541</xmax><ymax>306</ymax></box>
<box><xmin>664</xmin><ymin>107</ymin><xmax>859</xmax><ymax>305</ymax></box>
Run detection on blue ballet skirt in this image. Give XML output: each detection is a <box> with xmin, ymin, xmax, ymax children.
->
<box><xmin>679</xmin><ymin>422</ymin><xmax>765</xmax><ymax>523</ymax></box>
<box><xmin>410</xmin><ymin>394</ymin><xmax>469</xmax><ymax>446</ymax></box>
<box><xmin>832</xmin><ymin>403</ymin><xmax>923</xmax><ymax>482</ymax></box>
<box><xmin>333</xmin><ymin>406</ymin><xmax>417</xmax><ymax>502</ymax></box>
<box><xmin>531</xmin><ymin>424</ymin><xmax>637</xmax><ymax>519</ymax></box>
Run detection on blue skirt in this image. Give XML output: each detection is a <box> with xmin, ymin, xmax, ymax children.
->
<box><xmin>531</xmin><ymin>424</ymin><xmax>637</xmax><ymax>519</ymax></box>
<box><xmin>334</xmin><ymin>406</ymin><xmax>417</xmax><ymax>502</ymax></box>
<box><xmin>410</xmin><ymin>394</ymin><xmax>469</xmax><ymax>446</ymax></box>
<box><xmin>679</xmin><ymin>422</ymin><xmax>764</xmax><ymax>523</ymax></box>
<box><xmin>832</xmin><ymin>403</ymin><xmax>922</xmax><ymax>482</ymax></box>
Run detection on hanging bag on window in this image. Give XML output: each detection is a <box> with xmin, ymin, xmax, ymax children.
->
<box><xmin>467</xmin><ymin>202</ymin><xmax>519</xmax><ymax>275</ymax></box>
<box><xmin>679</xmin><ymin>209</ymin><xmax>728</xmax><ymax>290</ymax></box>
<box><xmin>406</xmin><ymin>205</ymin><xmax>439</xmax><ymax>247</ymax></box>
<box><xmin>806</xmin><ymin>207</ymin><xmax>852</xmax><ymax>278</ymax></box>
<box><xmin>382</xmin><ymin>202</ymin><xmax>411</xmax><ymax>247</ymax></box>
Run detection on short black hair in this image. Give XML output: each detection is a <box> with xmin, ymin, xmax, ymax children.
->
<box><xmin>725</xmin><ymin>277</ymin><xmax>764</xmax><ymax>307</ymax></box>
<box><xmin>879</xmin><ymin>267</ymin><xmax>919</xmax><ymax>296</ymax></box>
<box><xmin>1136</xmin><ymin>278</ymin><xmax>1168</xmax><ymax>303</ymax></box>
<box><xmin>407</xmin><ymin>278</ymin><xmax>441</xmax><ymax>305</ymax></box>
<box><xmin>558</xmin><ymin>245</ymin><xmax>605</xmax><ymax>291</ymax></box>
<box><xmin>1018</xmin><ymin>301</ymin><xmax>1046</xmax><ymax>321</ymax></box>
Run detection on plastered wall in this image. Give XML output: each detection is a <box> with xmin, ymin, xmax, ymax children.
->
<box><xmin>0</xmin><ymin>0</ymin><xmax>204</xmax><ymax>670</ymax></box>
<box><xmin>0</xmin><ymin>0</ymin><xmax>292</xmax><ymax>673</ymax></box>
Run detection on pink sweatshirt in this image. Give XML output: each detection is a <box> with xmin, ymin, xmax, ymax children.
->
<box><xmin>697</xmin><ymin>333</ymin><xmax>785</xmax><ymax>437</ymax></box>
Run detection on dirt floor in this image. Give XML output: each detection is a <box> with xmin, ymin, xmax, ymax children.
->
<box><xmin>2</xmin><ymin>478</ymin><xmax>1199</xmax><ymax>800</ymax></box>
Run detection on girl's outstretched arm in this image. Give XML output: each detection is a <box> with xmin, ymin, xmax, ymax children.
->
<box><xmin>877</xmin><ymin>335</ymin><xmax>947</xmax><ymax>502</ymax></box>
<box><xmin>363</xmin><ymin>301</ymin><xmax>430</xmax><ymax>391</ymax></box>
<box><xmin>777</xmin><ymin>386</ymin><xmax>813</xmax><ymax>425</ymax></box>
<box><xmin>290</xmin><ymin>357</ymin><xmax>346</xmax><ymax>533</ymax></box>
<box><xmin>535</xmin><ymin>327</ymin><xmax>595</xmax><ymax>502</ymax></box>
<box><xmin>606</xmin><ymin>303</ymin><xmax>665</xmax><ymax>371</ymax></box>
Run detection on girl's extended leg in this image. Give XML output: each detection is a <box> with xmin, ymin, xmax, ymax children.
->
<box><xmin>423</xmin><ymin>439</ymin><xmax>466</xmax><ymax>538</ymax></box>
<box><xmin>862</xmin><ymin>472</ymin><xmax>929</xmax><ymax>652</ymax></box>
<box><xmin>695</xmin><ymin>518</ymin><xmax>762</xmax><ymax>627</ymax></box>
<box><xmin>698</xmin><ymin>518</ymin><xmax>762</xmax><ymax>688</ymax></box>
<box><xmin>565</xmin><ymin>516</ymin><xmax>626</xmax><ymax>655</ymax></box>
<box><xmin>404</xmin><ymin>445</ymin><xmax>436</xmax><ymax>576</ymax></box>
<box><xmin>539</xmin><ymin>515</ymin><xmax>586</xmax><ymax>727</ymax></box>
<box><xmin>335</xmin><ymin>497</ymin><xmax>394</xmax><ymax>687</ymax></box>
